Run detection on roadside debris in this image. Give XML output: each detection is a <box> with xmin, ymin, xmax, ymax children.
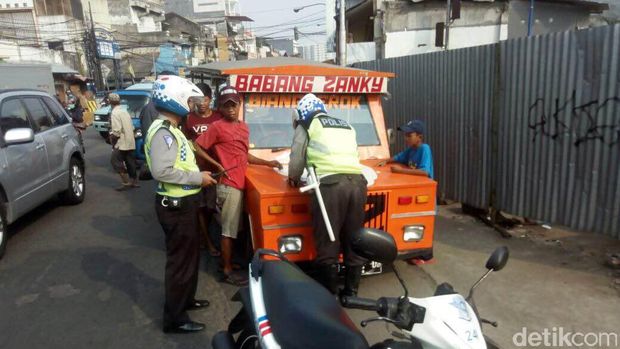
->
<box><xmin>606</xmin><ymin>253</ymin><xmax>620</xmax><ymax>269</ymax></box>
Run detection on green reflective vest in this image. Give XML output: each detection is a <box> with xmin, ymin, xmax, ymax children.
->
<box><xmin>306</xmin><ymin>115</ymin><xmax>362</xmax><ymax>176</ymax></box>
<box><xmin>145</xmin><ymin>119</ymin><xmax>201</xmax><ymax>197</ymax></box>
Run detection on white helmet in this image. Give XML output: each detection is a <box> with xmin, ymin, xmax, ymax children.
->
<box><xmin>296</xmin><ymin>93</ymin><xmax>327</xmax><ymax>123</ymax></box>
<box><xmin>152</xmin><ymin>75</ymin><xmax>203</xmax><ymax>116</ymax></box>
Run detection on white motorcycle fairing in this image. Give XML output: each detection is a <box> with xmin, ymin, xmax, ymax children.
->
<box><xmin>405</xmin><ymin>294</ymin><xmax>486</xmax><ymax>349</ymax></box>
<box><xmin>249</xmin><ymin>264</ymin><xmax>281</xmax><ymax>349</ymax></box>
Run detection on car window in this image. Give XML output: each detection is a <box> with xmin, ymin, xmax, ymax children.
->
<box><xmin>120</xmin><ymin>95</ymin><xmax>150</xmax><ymax>118</ymax></box>
<box><xmin>0</xmin><ymin>98</ymin><xmax>33</xmax><ymax>134</ymax></box>
<box><xmin>23</xmin><ymin>97</ymin><xmax>53</xmax><ymax>132</ymax></box>
<box><xmin>42</xmin><ymin>96</ymin><xmax>70</xmax><ymax>126</ymax></box>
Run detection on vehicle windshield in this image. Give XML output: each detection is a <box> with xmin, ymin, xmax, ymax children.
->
<box><xmin>244</xmin><ymin>94</ymin><xmax>380</xmax><ymax>149</ymax></box>
<box><xmin>120</xmin><ymin>95</ymin><xmax>150</xmax><ymax>118</ymax></box>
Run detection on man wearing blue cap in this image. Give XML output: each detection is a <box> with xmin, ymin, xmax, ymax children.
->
<box><xmin>379</xmin><ymin>119</ymin><xmax>434</xmax><ymax>179</ymax></box>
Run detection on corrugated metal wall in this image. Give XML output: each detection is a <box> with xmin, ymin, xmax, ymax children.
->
<box><xmin>358</xmin><ymin>45</ymin><xmax>496</xmax><ymax>209</ymax></box>
<box><xmin>355</xmin><ymin>24</ymin><xmax>620</xmax><ymax>238</ymax></box>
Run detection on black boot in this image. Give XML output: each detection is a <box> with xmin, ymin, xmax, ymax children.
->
<box><xmin>316</xmin><ymin>264</ymin><xmax>339</xmax><ymax>294</ymax></box>
<box><xmin>340</xmin><ymin>265</ymin><xmax>363</xmax><ymax>299</ymax></box>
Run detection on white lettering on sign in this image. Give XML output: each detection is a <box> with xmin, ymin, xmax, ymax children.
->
<box><xmin>230</xmin><ymin>75</ymin><xmax>388</xmax><ymax>94</ymax></box>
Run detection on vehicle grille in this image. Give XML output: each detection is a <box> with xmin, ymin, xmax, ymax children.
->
<box><xmin>364</xmin><ymin>191</ymin><xmax>389</xmax><ymax>230</ymax></box>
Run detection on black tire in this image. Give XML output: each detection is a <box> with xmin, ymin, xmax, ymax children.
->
<box><xmin>99</xmin><ymin>131</ymin><xmax>109</xmax><ymax>139</ymax></box>
<box><xmin>211</xmin><ymin>331</ymin><xmax>235</xmax><ymax>349</ymax></box>
<box><xmin>60</xmin><ymin>157</ymin><xmax>85</xmax><ymax>205</ymax></box>
<box><xmin>0</xmin><ymin>198</ymin><xmax>7</xmax><ymax>260</ymax></box>
<box><xmin>235</xmin><ymin>328</ymin><xmax>259</xmax><ymax>349</ymax></box>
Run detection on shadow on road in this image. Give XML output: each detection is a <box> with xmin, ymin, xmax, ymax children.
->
<box><xmin>81</xmin><ymin>251</ymin><xmax>162</xmax><ymax>325</ymax></box>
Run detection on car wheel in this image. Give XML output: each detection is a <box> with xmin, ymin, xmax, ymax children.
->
<box><xmin>60</xmin><ymin>157</ymin><xmax>85</xmax><ymax>205</ymax></box>
<box><xmin>99</xmin><ymin>131</ymin><xmax>109</xmax><ymax>139</ymax></box>
<box><xmin>0</xmin><ymin>198</ymin><xmax>7</xmax><ymax>259</ymax></box>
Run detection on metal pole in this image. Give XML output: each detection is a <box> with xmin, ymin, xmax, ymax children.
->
<box><xmin>89</xmin><ymin>2</ymin><xmax>102</xmax><ymax>90</ymax></box>
<box><xmin>338</xmin><ymin>0</ymin><xmax>346</xmax><ymax>66</ymax></box>
<box><xmin>445</xmin><ymin>0</ymin><xmax>451</xmax><ymax>50</ymax></box>
<box><xmin>113</xmin><ymin>59</ymin><xmax>121</xmax><ymax>90</ymax></box>
<box><xmin>527</xmin><ymin>0</ymin><xmax>534</xmax><ymax>36</ymax></box>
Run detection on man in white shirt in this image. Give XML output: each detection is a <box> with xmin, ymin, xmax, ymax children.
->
<box><xmin>109</xmin><ymin>93</ymin><xmax>139</xmax><ymax>190</ymax></box>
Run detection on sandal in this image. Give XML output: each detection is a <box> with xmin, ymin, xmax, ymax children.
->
<box><xmin>220</xmin><ymin>271</ymin><xmax>248</xmax><ymax>286</ymax></box>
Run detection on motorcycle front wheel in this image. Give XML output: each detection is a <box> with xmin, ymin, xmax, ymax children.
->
<box><xmin>236</xmin><ymin>328</ymin><xmax>259</xmax><ymax>349</ymax></box>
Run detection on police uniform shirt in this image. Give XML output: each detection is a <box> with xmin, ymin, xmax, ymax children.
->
<box><xmin>149</xmin><ymin>117</ymin><xmax>203</xmax><ymax>186</ymax></box>
<box><xmin>289</xmin><ymin>124</ymin><xmax>309</xmax><ymax>183</ymax></box>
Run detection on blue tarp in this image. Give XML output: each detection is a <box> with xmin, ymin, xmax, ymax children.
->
<box><xmin>155</xmin><ymin>44</ymin><xmax>188</xmax><ymax>75</ymax></box>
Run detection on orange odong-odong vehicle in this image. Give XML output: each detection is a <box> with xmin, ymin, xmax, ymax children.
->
<box><xmin>188</xmin><ymin>58</ymin><xmax>436</xmax><ymax>272</ymax></box>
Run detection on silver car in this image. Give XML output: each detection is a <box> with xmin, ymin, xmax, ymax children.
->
<box><xmin>0</xmin><ymin>89</ymin><xmax>86</xmax><ymax>259</ymax></box>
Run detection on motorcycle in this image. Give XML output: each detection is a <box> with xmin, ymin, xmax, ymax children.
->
<box><xmin>212</xmin><ymin>228</ymin><xmax>507</xmax><ymax>349</ymax></box>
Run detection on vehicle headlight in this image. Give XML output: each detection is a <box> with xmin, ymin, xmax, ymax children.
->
<box><xmin>135</xmin><ymin>129</ymin><xmax>143</xmax><ymax>138</ymax></box>
<box><xmin>403</xmin><ymin>225</ymin><xmax>424</xmax><ymax>242</ymax></box>
<box><xmin>278</xmin><ymin>235</ymin><xmax>303</xmax><ymax>254</ymax></box>
<box><xmin>94</xmin><ymin>115</ymin><xmax>101</xmax><ymax>121</ymax></box>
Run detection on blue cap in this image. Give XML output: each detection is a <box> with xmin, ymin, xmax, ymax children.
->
<box><xmin>398</xmin><ymin>120</ymin><xmax>426</xmax><ymax>135</ymax></box>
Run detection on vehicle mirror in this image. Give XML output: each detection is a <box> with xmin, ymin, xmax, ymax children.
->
<box><xmin>4</xmin><ymin>128</ymin><xmax>34</xmax><ymax>145</ymax></box>
<box><xmin>387</xmin><ymin>128</ymin><xmax>395</xmax><ymax>145</ymax></box>
<box><xmin>485</xmin><ymin>246</ymin><xmax>509</xmax><ymax>271</ymax></box>
<box><xmin>351</xmin><ymin>228</ymin><xmax>397</xmax><ymax>264</ymax></box>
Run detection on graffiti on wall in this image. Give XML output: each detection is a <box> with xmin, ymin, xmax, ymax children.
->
<box><xmin>528</xmin><ymin>90</ymin><xmax>620</xmax><ymax>146</ymax></box>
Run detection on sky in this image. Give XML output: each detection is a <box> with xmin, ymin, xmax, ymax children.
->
<box><xmin>238</xmin><ymin>0</ymin><xmax>330</xmax><ymax>47</ymax></box>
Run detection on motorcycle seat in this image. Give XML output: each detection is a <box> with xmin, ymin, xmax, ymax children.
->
<box><xmin>261</xmin><ymin>260</ymin><xmax>369</xmax><ymax>349</ymax></box>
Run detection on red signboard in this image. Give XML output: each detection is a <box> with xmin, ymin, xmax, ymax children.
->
<box><xmin>230</xmin><ymin>74</ymin><xmax>388</xmax><ymax>94</ymax></box>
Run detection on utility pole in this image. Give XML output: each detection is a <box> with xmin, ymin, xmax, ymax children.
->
<box><xmin>443</xmin><ymin>0</ymin><xmax>460</xmax><ymax>50</ymax></box>
<box><xmin>444</xmin><ymin>0</ymin><xmax>451</xmax><ymax>50</ymax></box>
<box><xmin>527</xmin><ymin>0</ymin><xmax>535</xmax><ymax>36</ymax></box>
<box><xmin>338</xmin><ymin>0</ymin><xmax>346</xmax><ymax>66</ymax></box>
<box><xmin>113</xmin><ymin>59</ymin><xmax>122</xmax><ymax>90</ymax></box>
<box><xmin>89</xmin><ymin>2</ymin><xmax>103</xmax><ymax>90</ymax></box>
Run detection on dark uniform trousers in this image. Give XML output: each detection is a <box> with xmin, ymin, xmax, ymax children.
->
<box><xmin>312</xmin><ymin>173</ymin><xmax>368</xmax><ymax>267</ymax></box>
<box><xmin>155</xmin><ymin>193</ymin><xmax>201</xmax><ymax>327</ymax></box>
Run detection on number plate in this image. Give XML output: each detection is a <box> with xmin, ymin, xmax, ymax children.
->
<box><xmin>362</xmin><ymin>261</ymin><xmax>383</xmax><ymax>276</ymax></box>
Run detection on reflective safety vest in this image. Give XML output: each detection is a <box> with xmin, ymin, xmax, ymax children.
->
<box><xmin>306</xmin><ymin>114</ymin><xmax>362</xmax><ymax>177</ymax></box>
<box><xmin>145</xmin><ymin>119</ymin><xmax>201</xmax><ymax>197</ymax></box>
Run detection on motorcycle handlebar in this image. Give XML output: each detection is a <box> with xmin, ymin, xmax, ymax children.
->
<box><xmin>343</xmin><ymin>296</ymin><xmax>425</xmax><ymax>331</ymax></box>
<box><xmin>341</xmin><ymin>296</ymin><xmax>381</xmax><ymax>311</ymax></box>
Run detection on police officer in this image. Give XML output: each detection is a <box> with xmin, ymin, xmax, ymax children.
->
<box><xmin>288</xmin><ymin>93</ymin><xmax>368</xmax><ymax>299</ymax></box>
<box><xmin>145</xmin><ymin>75</ymin><xmax>217</xmax><ymax>334</ymax></box>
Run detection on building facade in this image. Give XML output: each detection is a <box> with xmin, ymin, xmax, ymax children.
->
<box><xmin>345</xmin><ymin>0</ymin><xmax>608</xmax><ymax>62</ymax></box>
<box><xmin>0</xmin><ymin>0</ymin><xmax>86</xmax><ymax>72</ymax></box>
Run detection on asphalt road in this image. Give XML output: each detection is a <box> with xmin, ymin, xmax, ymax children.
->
<box><xmin>0</xmin><ymin>128</ymin><xmax>439</xmax><ymax>348</ymax></box>
<box><xmin>5</xmin><ymin>128</ymin><xmax>617</xmax><ymax>349</ymax></box>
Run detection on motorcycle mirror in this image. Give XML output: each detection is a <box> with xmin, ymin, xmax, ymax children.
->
<box><xmin>351</xmin><ymin>228</ymin><xmax>397</xmax><ymax>265</ymax></box>
<box><xmin>485</xmin><ymin>246</ymin><xmax>509</xmax><ymax>271</ymax></box>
